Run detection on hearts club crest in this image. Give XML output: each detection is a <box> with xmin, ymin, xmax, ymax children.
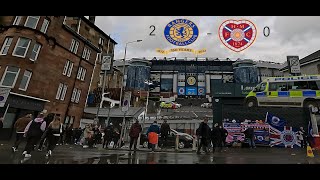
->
<box><xmin>219</xmin><ymin>20</ymin><xmax>257</xmax><ymax>52</ymax></box>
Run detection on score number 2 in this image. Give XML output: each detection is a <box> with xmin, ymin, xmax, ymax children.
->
<box><xmin>149</xmin><ymin>25</ymin><xmax>155</xmax><ymax>36</ymax></box>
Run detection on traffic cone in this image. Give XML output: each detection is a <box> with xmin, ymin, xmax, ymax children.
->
<box><xmin>307</xmin><ymin>145</ymin><xmax>314</xmax><ymax>157</ymax></box>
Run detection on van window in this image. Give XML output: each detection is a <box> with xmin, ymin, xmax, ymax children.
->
<box><xmin>269</xmin><ymin>82</ymin><xmax>288</xmax><ymax>91</ymax></box>
<box><xmin>255</xmin><ymin>82</ymin><xmax>266</xmax><ymax>92</ymax></box>
<box><xmin>308</xmin><ymin>81</ymin><xmax>320</xmax><ymax>90</ymax></box>
<box><xmin>288</xmin><ymin>81</ymin><xmax>309</xmax><ymax>90</ymax></box>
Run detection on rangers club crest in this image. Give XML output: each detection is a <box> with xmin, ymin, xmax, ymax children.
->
<box><xmin>164</xmin><ymin>19</ymin><xmax>199</xmax><ymax>46</ymax></box>
<box><xmin>219</xmin><ymin>20</ymin><xmax>257</xmax><ymax>52</ymax></box>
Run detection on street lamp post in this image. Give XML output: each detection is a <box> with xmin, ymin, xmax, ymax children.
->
<box><xmin>137</xmin><ymin>79</ymin><xmax>153</xmax><ymax>149</ymax></box>
<box><xmin>119</xmin><ymin>40</ymin><xmax>142</xmax><ymax>106</ymax></box>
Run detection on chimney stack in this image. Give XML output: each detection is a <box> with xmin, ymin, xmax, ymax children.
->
<box><xmin>88</xmin><ymin>16</ymin><xmax>96</xmax><ymax>24</ymax></box>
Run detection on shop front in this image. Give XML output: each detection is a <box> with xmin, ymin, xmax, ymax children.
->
<box><xmin>0</xmin><ymin>92</ymin><xmax>48</xmax><ymax>140</ymax></box>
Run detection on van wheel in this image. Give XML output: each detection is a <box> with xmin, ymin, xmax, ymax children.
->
<box><xmin>246</xmin><ymin>98</ymin><xmax>257</xmax><ymax>108</ymax></box>
<box><xmin>178</xmin><ymin>142</ymin><xmax>185</xmax><ymax>149</ymax></box>
<box><xmin>304</xmin><ymin>101</ymin><xmax>318</xmax><ymax>110</ymax></box>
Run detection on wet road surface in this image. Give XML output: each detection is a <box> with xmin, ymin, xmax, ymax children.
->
<box><xmin>0</xmin><ymin>142</ymin><xmax>319</xmax><ymax>164</ymax></box>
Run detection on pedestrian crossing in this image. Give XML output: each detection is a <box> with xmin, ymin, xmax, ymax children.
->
<box><xmin>174</xmin><ymin>110</ymin><xmax>210</xmax><ymax>113</ymax></box>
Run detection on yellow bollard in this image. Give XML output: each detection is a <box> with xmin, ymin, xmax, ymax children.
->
<box><xmin>307</xmin><ymin>145</ymin><xmax>314</xmax><ymax>158</ymax></box>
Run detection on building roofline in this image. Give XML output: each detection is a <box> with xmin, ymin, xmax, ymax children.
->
<box><xmin>79</xmin><ymin>16</ymin><xmax>117</xmax><ymax>45</ymax></box>
<box><xmin>62</xmin><ymin>24</ymin><xmax>101</xmax><ymax>53</ymax></box>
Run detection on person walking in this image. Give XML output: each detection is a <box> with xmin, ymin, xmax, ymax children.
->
<box><xmin>129</xmin><ymin>120</ymin><xmax>142</xmax><ymax>151</ymax></box>
<box><xmin>160</xmin><ymin>120</ymin><xmax>170</xmax><ymax>149</ymax></box>
<box><xmin>83</xmin><ymin>124</ymin><xmax>93</xmax><ymax>148</ymax></box>
<box><xmin>147</xmin><ymin>121</ymin><xmax>160</xmax><ymax>152</ymax></box>
<box><xmin>220</xmin><ymin>125</ymin><xmax>228</xmax><ymax>147</ymax></box>
<box><xmin>211</xmin><ymin>123</ymin><xmax>222</xmax><ymax>154</ymax></box>
<box><xmin>12</xmin><ymin>114</ymin><xmax>32</xmax><ymax>152</ymax></box>
<box><xmin>297</xmin><ymin>126</ymin><xmax>307</xmax><ymax>148</ymax></box>
<box><xmin>244</xmin><ymin>127</ymin><xmax>256</xmax><ymax>148</ymax></box>
<box><xmin>22</xmin><ymin>112</ymin><xmax>46</xmax><ymax>158</ymax></box>
<box><xmin>37</xmin><ymin>113</ymin><xmax>55</xmax><ymax>151</ymax></box>
<box><xmin>103</xmin><ymin>123</ymin><xmax>114</xmax><ymax>148</ymax></box>
<box><xmin>45</xmin><ymin>116</ymin><xmax>63</xmax><ymax>157</ymax></box>
<box><xmin>197</xmin><ymin>117</ymin><xmax>211</xmax><ymax>154</ymax></box>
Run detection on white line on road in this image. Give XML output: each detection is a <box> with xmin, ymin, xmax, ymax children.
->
<box><xmin>92</xmin><ymin>158</ymin><xmax>100</xmax><ymax>164</ymax></box>
<box><xmin>192</xmin><ymin>111</ymin><xmax>198</xmax><ymax>118</ymax></box>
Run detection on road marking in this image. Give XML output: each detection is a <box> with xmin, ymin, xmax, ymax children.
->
<box><xmin>92</xmin><ymin>158</ymin><xmax>100</xmax><ymax>164</ymax></box>
<box><xmin>192</xmin><ymin>111</ymin><xmax>198</xmax><ymax>118</ymax></box>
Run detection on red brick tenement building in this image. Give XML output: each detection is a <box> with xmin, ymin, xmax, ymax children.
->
<box><xmin>0</xmin><ymin>16</ymin><xmax>116</xmax><ymax>139</ymax></box>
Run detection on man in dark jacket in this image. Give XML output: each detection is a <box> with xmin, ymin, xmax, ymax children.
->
<box><xmin>211</xmin><ymin>123</ymin><xmax>222</xmax><ymax>154</ymax></box>
<box><xmin>12</xmin><ymin>114</ymin><xmax>32</xmax><ymax>152</ymax></box>
<box><xmin>103</xmin><ymin>123</ymin><xmax>114</xmax><ymax>148</ymax></box>
<box><xmin>244</xmin><ymin>127</ymin><xmax>256</xmax><ymax>148</ymax></box>
<box><xmin>129</xmin><ymin>120</ymin><xmax>142</xmax><ymax>151</ymax></box>
<box><xmin>197</xmin><ymin>117</ymin><xmax>211</xmax><ymax>154</ymax></box>
<box><xmin>220</xmin><ymin>125</ymin><xmax>228</xmax><ymax>147</ymax></box>
<box><xmin>160</xmin><ymin>120</ymin><xmax>170</xmax><ymax>148</ymax></box>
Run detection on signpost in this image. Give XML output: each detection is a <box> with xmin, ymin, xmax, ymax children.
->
<box><xmin>287</xmin><ymin>56</ymin><xmax>301</xmax><ymax>75</ymax></box>
<box><xmin>101</xmin><ymin>56</ymin><xmax>112</xmax><ymax>71</ymax></box>
<box><xmin>118</xmin><ymin>92</ymin><xmax>131</xmax><ymax>147</ymax></box>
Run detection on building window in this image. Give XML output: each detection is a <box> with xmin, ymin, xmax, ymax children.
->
<box><xmin>81</xmin><ymin>68</ymin><xmax>86</xmax><ymax>81</ymax></box>
<box><xmin>75</xmin><ymin>89</ymin><xmax>81</xmax><ymax>103</ymax></box>
<box><xmin>0</xmin><ymin>66</ymin><xmax>20</xmax><ymax>88</ymax></box>
<box><xmin>12</xmin><ymin>37</ymin><xmax>31</xmax><ymax>58</ymax></box>
<box><xmin>24</xmin><ymin>16</ymin><xmax>40</xmax><ymax>29</ymax></box>
<box><xmin>99</xmin><ymin>37</ymin><xmax>104</xmax><ymax>46</ymax></box>
<box><xmin>82</xmin><ymin>47</ymin><xmax>88</xmax><ymax>59</ymax></box>
<box><xmin>64</xmin><ymin>116</ymin><xmax>70</xmax><ymax>124</ymax></box>
<box><xmin>13</xmin><ymin>16</ymin><xmax>22</xmax><ymax>25</ymax></box>
<box><xmin>29</xmin><ymin>43</ymin><xmax>41</xmax><ymax>61</ymax></box>
<box><xmin>19</xmin><ymin>70</ymin><xmax>32</xmax><ymax>91</ymax></box>
<box><xmin>56</xmin><ymin>83</ymin><xmax>63</xmax><ymax>100</ymax></box>
<box><xmin>96</xmin><ymin>53</ymin><xmax>101</xmax><ymax>63</ymax></box>
<box><xmin>71</xmin><ymin>88</ymin><xmax>77</xmax><ymax>102</ymax></box>
<box><xmin>77</xmin><ymin>67</ymin><xmax>86</xmax><ymax>80</ymax></box>
<box><xmin>0</xmin><ymin>37</ymin><xmax>13</xmax><ymax>55</ymax></box>
<box><xmin>64</xmin><ymin>116</ymin><xmax>74</xmax><ymax>125</ymax></box>
<box><xmin>67</xmin><ymin>62</ymin><xmax>73</xmax><ymax>77</ymax></box>
<box><xmin>69</xmin><ymin>39</ymin><xmax>79</xmax><ymax>54</ymax></box>
<box><xmin>62</xmin><ymin>60</ymin><xmax>73</xmax><ymax>77</ymax></box>
<box><xmin>77</xmin><ymin>67</ymin><xmax>82</xmax><ymax>79</ymax></box>
<box><xmin>56</xmin><ymin>83</ymin><xmax>68</xmax><ymax>101</ymax></box>
<box><xmin>40</xmin><ymin>18</ymin><xmax>50</xmax><ymax>34</ymax></box>
<box><xmin>86</xmin><ymin>49</ymin><xmax>91</xmax><ymax>60</ymax></box>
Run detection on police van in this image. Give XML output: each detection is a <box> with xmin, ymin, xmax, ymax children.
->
<box><xmin>244</xmin><ymin>75</ymin><xmax>320</xmax><ymax>109</ymax></box>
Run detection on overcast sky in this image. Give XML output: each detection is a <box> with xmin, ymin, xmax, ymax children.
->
<box><xmin>93</xmin><ymin>16</ymin><xmax>320</xmax><ymax>64</ymax></box>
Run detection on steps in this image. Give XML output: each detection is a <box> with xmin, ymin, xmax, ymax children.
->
<box><xmin>175</xmin><ymin>98</ymin><xmax>208</xmax><ymax>107</ymax></box>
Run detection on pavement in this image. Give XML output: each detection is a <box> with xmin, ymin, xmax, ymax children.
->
<box><xmin>1</xmin><ymin>141</ymin><xmax>320</xmax><ymax>164</ymax></box>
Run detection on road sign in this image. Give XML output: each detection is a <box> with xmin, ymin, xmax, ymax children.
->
<box><xmin>122</xmin><ymin>92</ymin><xmax>131</xmax><ymax>112</ymax></box>
<box><xmin>287</xmin><ymin>56</ymin><xmax>300</xmax><ymax>74</ymax></box>
<box><xmin>0</xmin><ymin>87</ymin><xmax>11</xmax><ymax>107</ymax></box>
<box><xmin>101</xmin><ymin>56</ymin><xmax>112</xmax><ymax>71</ymax></box>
